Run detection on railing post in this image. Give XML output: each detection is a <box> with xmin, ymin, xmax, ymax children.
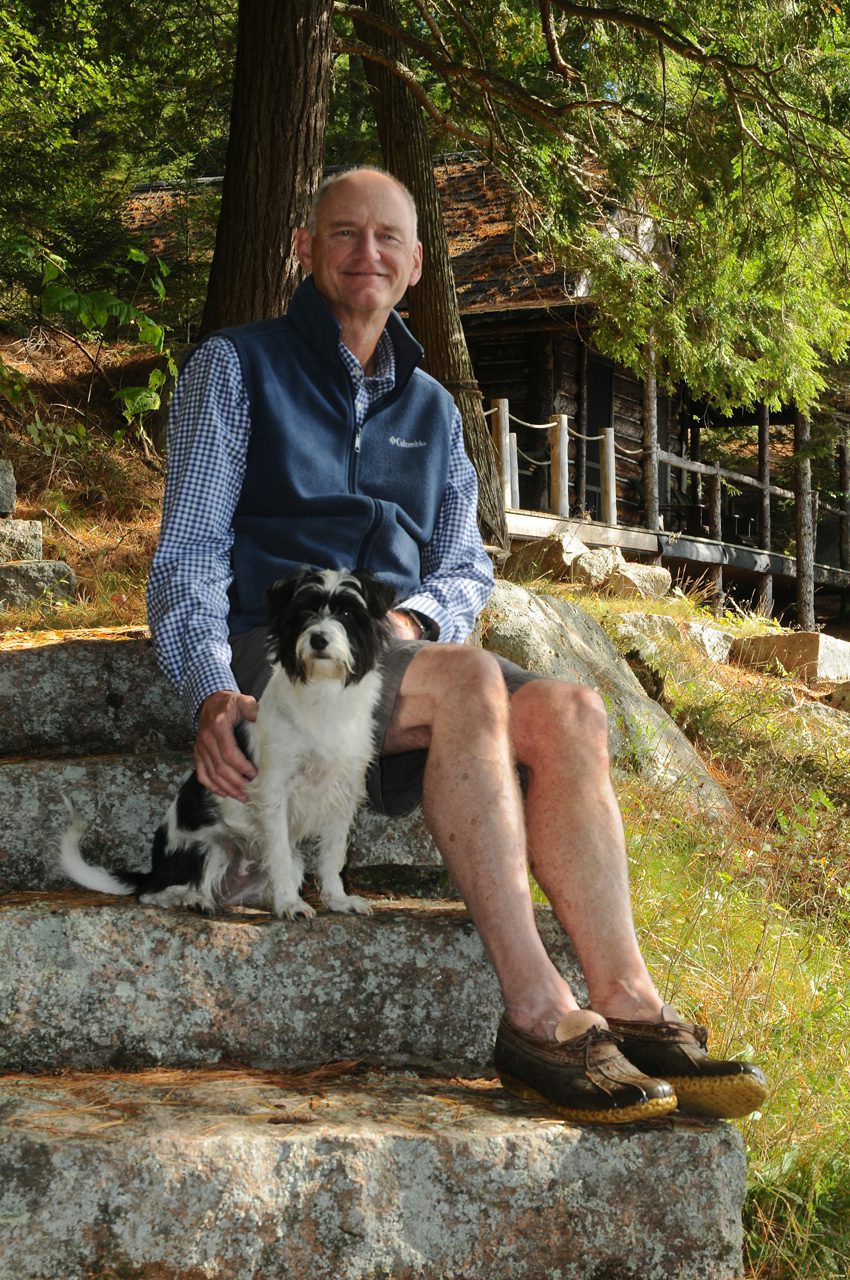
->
<box><xmin>642</xmin><ymin>347</ymin><xmax>660</xmax><ymax>532</ymax></box>
<box><xmin>794</xmin><ymin>409</ymin><xmax>815</xmax><ymax>631</ymax></box>
<box><xmin>549</xmin><ymin>414</ymin><xmax>570</xmax><ymax>517</ymax></box>
<box><xmin>509</xmin><ymin>433</ymin><xmax>520</xmax><ymax>509</ymax></box>
<box><xmin>492</xmin><ymin>398</ymin><xmax>512</xmax><ymax>510</ymax></box>
<box><xmin>600</xmin><ymin>427</ymin><xmax>618</xmax><ymax>526</ymax></box>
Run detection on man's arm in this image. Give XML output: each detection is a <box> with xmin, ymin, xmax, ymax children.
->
<box><xmin>147</xmin><ymin>338</ymin><xmax>258</xmax><ymax>799</ymax></box>
<box><xmin>397</xmin><ymin>406</ymin><xmax>494</xmax><ymax>642</ymax></box>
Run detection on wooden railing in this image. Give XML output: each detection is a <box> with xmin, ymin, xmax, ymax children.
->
<box><xmin>487</xmin><ymin>396</ymin><xmax>850</xmax><ymax>606</ymax></box>
<box><xmin>485</xmin><ymin>400</ymin><xmax>619</xmax><ymax>523</ymax></box>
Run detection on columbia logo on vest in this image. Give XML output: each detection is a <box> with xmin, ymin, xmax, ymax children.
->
<box><xmin>389</xmin><ymin>435</ymin><xmax>428</xmax><ymax>449</ymax></box>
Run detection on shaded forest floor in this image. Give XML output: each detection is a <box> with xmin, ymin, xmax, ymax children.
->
<box><xmin>1</xmin><ymin>327</ymin><xmax>164</xmax><ymax>629</ymax></box>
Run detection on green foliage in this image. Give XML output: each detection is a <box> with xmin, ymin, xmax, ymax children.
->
<box><xmin>0</xmin><ymin>244</ymin><xmax>177</xmax><ymax>451</ymax></box>
<box><xmin>0</xmin><ymin>0</ymin><xmax>235</xmax><ymax>310</ymax></box>
<box><xmin>349</xmin><ymin>0</ymin><xmax>850</xmax><ymax>418</ymax></box>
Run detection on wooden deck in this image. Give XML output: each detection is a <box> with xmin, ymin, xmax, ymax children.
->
<box><xmin>504</xmin><ymin>510</ymin><xmax>850</xmax><ymax>592</ymax></box>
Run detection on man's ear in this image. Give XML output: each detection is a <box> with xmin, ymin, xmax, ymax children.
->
<box><xmin>296</xmin><ymin>227</ymin><xmax>313</xmax><ymax>273</ymax></box>
<box><xmin>407</xmin><ymin>240</ymin><xmax>423</xmax><ymax>289</ymax></box>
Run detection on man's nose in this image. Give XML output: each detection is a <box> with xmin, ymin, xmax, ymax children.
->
<box><xmin>352</xmin><ymin>230</ymin><xmax>382</xmax><ymax>259</ymax></box>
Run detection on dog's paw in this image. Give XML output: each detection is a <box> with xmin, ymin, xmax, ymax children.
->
<box><xmin>275</xmin><ymin>896</ymin><xmax>316</xmax><ymax>921</ymax></box>
<box><xmin>323</xmin><ymin>893</ymin><xmax>372</xmax><ymax>916</ymax></box>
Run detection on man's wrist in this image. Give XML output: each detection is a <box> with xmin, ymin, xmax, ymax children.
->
<box><xmin>397</xmin><ymin>608</ymin><xmax>436</xmax><ymax>641</ymax></box>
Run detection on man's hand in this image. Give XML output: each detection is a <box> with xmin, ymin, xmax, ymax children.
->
<box><xmin>387</xmin><ymin>609</ymin><xmax>424</xmax><ymax>640</ymax></box>
<box><xmin>195</xmin><ymin>690</ymin><xmax>259</xmax><ymax>801</ymax></box>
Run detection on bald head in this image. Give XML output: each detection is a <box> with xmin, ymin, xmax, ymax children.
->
<box><xmin>307</xmin><ymin>167</ymin><xmax>418</xmax><ymax>240</ymax></box>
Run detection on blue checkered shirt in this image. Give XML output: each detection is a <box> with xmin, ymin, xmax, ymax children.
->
<box><xmin>147</xmin><ymin>328</ymin><xmax>494</xmax><ymax>718</ymax></box>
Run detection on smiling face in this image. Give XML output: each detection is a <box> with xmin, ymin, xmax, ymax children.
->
<box><xmin>296</xmin><ymin>171</ymin><xmax>423</xmax><ymax>329</ymax></box>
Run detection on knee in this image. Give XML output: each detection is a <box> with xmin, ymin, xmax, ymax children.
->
<box><xmin>511</xmin><ymin>680</ymin><xmax>610</xmax><ymax>769</ymax></box>
<box><xmin>413</xmin><ymin>645</ymin><xmax>510</xmax><ymax>724</ymax></box>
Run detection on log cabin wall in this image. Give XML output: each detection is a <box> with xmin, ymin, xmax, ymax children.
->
<box><xmin>464</xmin><ymin>312</ymin><xmax>685</xmax><ymax>525</ymax></box>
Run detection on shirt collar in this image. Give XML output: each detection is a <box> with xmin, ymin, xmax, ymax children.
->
<box><xmin>338</xmin><ymin>328</ymin><xmax>395</xmax><ymax>386</ymax></box>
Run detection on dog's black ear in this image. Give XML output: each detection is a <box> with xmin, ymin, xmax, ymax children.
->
<box><xmin>267</xmin><ymin>567</ymin><xmax>311</xmax><ymax>619</ymax></box>
<box><xmin>351</xmin><ymin>568</ymin><xmax>397</xmax><ymax>618</ymax></box>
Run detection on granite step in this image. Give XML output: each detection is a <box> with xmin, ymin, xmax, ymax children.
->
<box><xmin>0</xmin><ymin>893</ymin><xmax>583</xmax><ymax>1074</ymax></box>
<box><xmin>0</xmin><ymin>629</ymin><xmax>191</xmax><ymax>757</ymax></box>
<box><xmin>0</xmin><ymin>629</ymin><xmax>446</xmax><ymax>893</ymax></box>
<box><xmin>0</xmin><ymin>753</ymin><xmax>444</xmax><ymax>893</ymax></box>
<box><xmin>0</xmin><ymin>1064</ymin><xmax>746</xmax><ymax>1280</ymax></box>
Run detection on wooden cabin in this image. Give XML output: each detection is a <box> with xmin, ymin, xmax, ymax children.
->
<box><xmin>433</xmin><ymin>156</ymin><xmax>850</xmax><ymax>618</ymax></box>
<box><xmin>126</xmin><ymin>160</ymin><xmax>850</xmax><ymax>619</ymax></box>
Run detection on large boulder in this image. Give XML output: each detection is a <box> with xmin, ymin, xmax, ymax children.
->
<box><xmin>608</xmin><ymin>612</ymin><xmax>732</xmax><ymax>695</ymax></box>
<box><xmin>606</xmin><ymin>562</ymin><xmax>672</xmax><ymax>600</ymax></box>
<box><xmin>572</xmin><ymin>545</ymin><xmax>626</xmax><ymax>588</ymax></box>
<box><xmin>729</xmin><ymin>631</ymin><xmax>850</xmax><ymax>684</ymax></box>
<box><xmin>503</xmin><ymin>532</ymin><xmax>589</xmax><ymax>582</ymax></box>
<box><xmin>480</xmin><ymin>581</ymin><xmax>732</xmax><ymax>814</ymax></box>
<box><xmin>0</xmin><ymin>560</ymin><xmax>75</xmax><ymax>607</ymax></box>
<box><xmin>0</xmin><ymin>518</ymin><xmax>42</xmax><ymax>560</ymax></box>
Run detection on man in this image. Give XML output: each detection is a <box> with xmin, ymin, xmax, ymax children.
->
<box><xmin>148</xmin><ymin>166</ymin><xmax>767</xmax><ymax>1124</ymax></box>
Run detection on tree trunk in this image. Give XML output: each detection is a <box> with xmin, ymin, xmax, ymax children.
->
<box><xmin>641</xmin><ymin>344</ymin><xmax>659</xmax><ymax>535</ymax></box>
<box><xmin>353</xmin><ymin>0</ymin><xmax>507</xmax><ymax>550</ymax></box>
<box><xmin>794</xmin><ymin>408</ymin><xmax>816</xmax><ymax>630</ymax></box>
<box><xmin>756</xmin><ymin>401</ymin><xmax>773</xmax><ymax>615</ymax></box>
<box><xmin>840</xmin><ymin>433</ymin><xmax>850</xmax><ymax>620</ymax></box>
<box><xmin>201</xmin><ymin>0</ymin><xmax>334</xmax><ymax>334</ymax></box>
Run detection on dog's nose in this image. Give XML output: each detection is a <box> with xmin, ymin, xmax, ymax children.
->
<box><xmin>310</xmin><ymin>632</ymin><xmax>329</xmax><ymax>652</ymax></box>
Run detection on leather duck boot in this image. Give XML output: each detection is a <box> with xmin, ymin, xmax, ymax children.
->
<box><xmin>601</xmin><ymin>1004</ymin><xmax>768</xmax><ymax>1119</ymax></box>
<box><xmin>495</xmin><ymin>1009</ymin><xmax>677</xmax><ymax>1125</ymax></box>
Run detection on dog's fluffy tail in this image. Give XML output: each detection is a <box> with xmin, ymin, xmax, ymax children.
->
<box><xmin>59</xmin><ymin>796</ymin><xmax>136</xmax><ymax>896</ymax></box>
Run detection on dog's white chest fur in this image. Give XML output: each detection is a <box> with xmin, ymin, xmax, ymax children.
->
<box><xmin>245</xmin><ymin>666</ymin><xmax>382</xmax><ymax>848</ymax></box>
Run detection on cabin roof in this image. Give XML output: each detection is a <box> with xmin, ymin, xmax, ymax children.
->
<box><xmin>432</xmin><ymin>156</ymin><xmax>584</xmax><ymax>313</ymax></box>
<box><xmin>124</xmin><ymin>158</ymin><xmax>585</xmax><ymax>316</ymax></box>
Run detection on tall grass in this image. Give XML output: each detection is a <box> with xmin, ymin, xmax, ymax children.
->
<box><xmin>570</xmin><ymin>587</ymin><xmax>850</xmax><ymax>1280</ymax></box>
<box><xmin>619</xmin><ymin>790</ymin><xmax>849</xmax><ymax>1278</ymax></box>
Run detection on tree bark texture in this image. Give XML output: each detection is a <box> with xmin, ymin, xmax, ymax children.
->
<box><xmin>756</xmin><ymin>402</ymin><xmax>773</xmax><ymax>615</ymax></box>
<box><xmin>641</xmin><ymin>345</ymin><xmax>659</xmax><ymax>533</ymax></box>
<box><xmin>576</xmin><ymin>340</ymin><xmax>588</xmax><ymax>513</ymax></box>
<box><xmin>794</xmin><ymin>409</ymin><xmax>816</xmax><ymax>630</ymax></box>
<box><xmin>353</xmin><ymin>0</ymin><xmax>508</xmax><ymax>550</ymax></box>
<box><xmin>201</xmin><ymin>0</ymin><xmax>334</xmax><ymax>334</ymax></box>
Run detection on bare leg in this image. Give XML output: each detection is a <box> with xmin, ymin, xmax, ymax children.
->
<box><xmin>382</xmin><ymin>647</ymin><xmax>662</xmax><ymax>1038</ymax></box>
<box><xmin>384</xmin><ymin>647</ymin><xmax>583</xmax><ymax>1035</ymax></box>
<box><xmin>508</xmin><ymin>679</ymin><xmax>663</xmax><ymax>1023</ymax></box>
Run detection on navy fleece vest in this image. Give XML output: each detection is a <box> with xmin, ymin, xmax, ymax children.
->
<box><xmin>213</xmin><ymin>278</ymin><xmax>454</xmax><ymax>633</ymax></box>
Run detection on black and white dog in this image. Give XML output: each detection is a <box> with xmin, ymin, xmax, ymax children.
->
<box><xmin>60</xmin><ymin>567</ymin><xmax>395</xmax><ymax>919</ymax></box>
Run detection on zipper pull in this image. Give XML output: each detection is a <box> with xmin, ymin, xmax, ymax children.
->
<box><xmin>354</xmin><ymin>428</ymin><xmax>362</xmax><ymax>453</ymax></box>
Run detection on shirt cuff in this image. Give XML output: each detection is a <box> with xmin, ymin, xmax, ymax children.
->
<box><xmin>397</xmin><ymin>593</ymin><xmax>448</xmax><ymax>641</ymax></box>
<box><xmin>179</xmin><ymin>662</ymin><xmax>241</xmax><ymax>727</ymax></box>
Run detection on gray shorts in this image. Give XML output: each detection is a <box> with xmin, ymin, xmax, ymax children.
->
<box><xmin>229</xmin><ymin>629</ymin><xmax>541</xmax><ymax>817</ymax></box>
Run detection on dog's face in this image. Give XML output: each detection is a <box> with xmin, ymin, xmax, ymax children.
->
<box><xmin>266</xmin><ymin>567</ymin><xmax>396</xmax><ymax>685</ymax></box>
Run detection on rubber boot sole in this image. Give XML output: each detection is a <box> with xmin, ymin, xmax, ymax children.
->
<box><xmin>498</xmin><ymin>1071</ymin><xmax>678</xmax><ymax>1125</ymax></box>
<box><xmin>667</xmin><ymin>1073</ymin><xmax>768</xmax><ymax>1119</ymax></box>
